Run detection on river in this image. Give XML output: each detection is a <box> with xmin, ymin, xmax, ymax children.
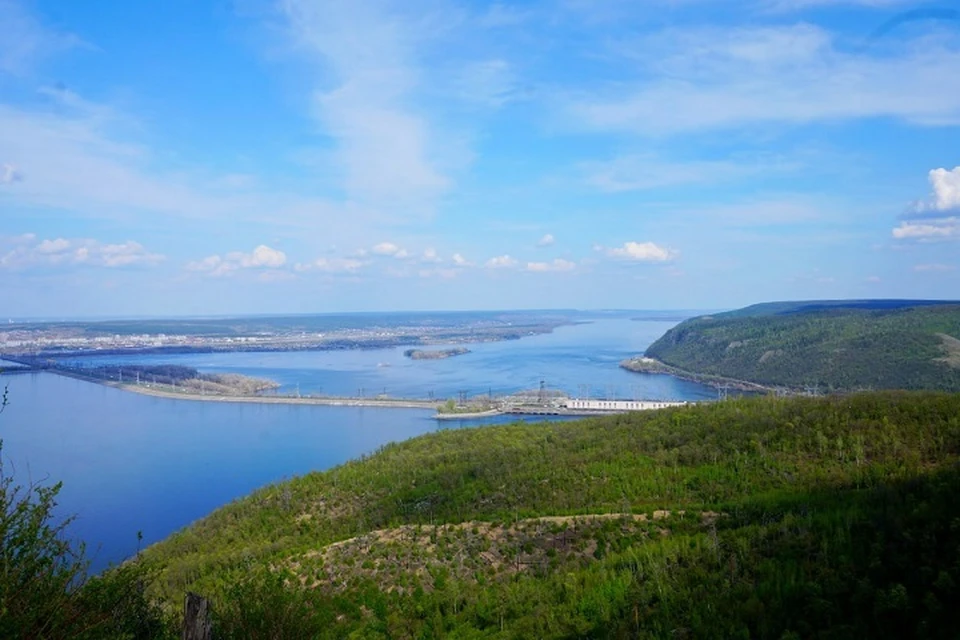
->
<box><xmin>0</xmin><ymin>316</ymin><xmax>713</xmax><ymax>571</ymax></box>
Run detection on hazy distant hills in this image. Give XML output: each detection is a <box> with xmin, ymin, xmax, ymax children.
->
<box><xmin>642</xmin><ymin>300</ymin><xmax>960</xmax><ymax>392</ymax></box>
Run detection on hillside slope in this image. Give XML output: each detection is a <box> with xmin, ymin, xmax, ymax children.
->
<box><xmin>142</xmin><ymin>392</ymin><xmax>960</xmax><ymax>638</ymax></box>
<box><xmin>635</xmin><ymin>300</ymin><xmax>960</xmax><ymax>391</ymax></box>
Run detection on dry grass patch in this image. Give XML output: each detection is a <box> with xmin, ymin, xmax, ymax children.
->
<box><xmin>937</xmin><ymin>333</ymin><xmax>960</xmax><ymax>368</ymax></box>
<box><xmin>283</xmin><ymin>511</ymin><xmax>723</xmax><ymax>595</ymax></box>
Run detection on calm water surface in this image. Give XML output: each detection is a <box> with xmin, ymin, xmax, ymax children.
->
<box><xmin>64</xmin><ymin>319</ymin><xmax>713</xmax><ymax>400</ymax></box>
<box><xmin>2</xmin><ymin>318</ymin><xmax>712</xmax><ymax>571</ymax></box>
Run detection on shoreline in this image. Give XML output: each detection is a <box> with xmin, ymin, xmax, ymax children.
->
<box><xmin>32</xmin><ymin>368</ymin><xmax>443</xmax><ymax>410</ymax></box>
<box><xmin>619</xmin><ymin>356</ymin><xmax>773</xmax><ymax>393</ymax></box>
<box><xmin>434</xmin><ymin>409</ymin><xmax>503</xmax><ymax>420</ymax></box>
<box><xmin>119</xmin><ymin>383</ymin><xmax>441</xmax><ymax>409</ymax></box>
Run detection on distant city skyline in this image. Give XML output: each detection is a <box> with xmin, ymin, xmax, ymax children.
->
<box><xmin>1</xmin><ymin>0</ymin><xmax>959</xmax><ymax>316</ymax></box>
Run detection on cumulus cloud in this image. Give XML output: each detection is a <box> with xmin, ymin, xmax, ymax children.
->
<box><xmin>526</xmin><ymin>258</ymin><xmax>576</xmax><ymax>272</ymax></box>
<box><xmin>484</xmin><ymin>254</ymin><xmax>518</xmax><ymax>269</ymax></box>
<box><xmin>187</xmin><ymin>244</ymin><xmax>286</xmax><ymax>277</ymax></box>
<box><xmin>240</xmin><ymin>245</ymin><xmax>286</xmax><ymax>268</ymax></box>
<box><xmin>920</xmin><ymin>166</ymin><xmax>960</xmax><ymax>213</ymax></box>
<box><xmin>536</xmin><ymin>233</ymin><xmax>555</xmax><ymax>247</ymax></box>
<box><xmin>452</xmin><ymin>253</ymin><xmax>472</xmax><ymax>266</ymax></box>
<box><xmin>895</xmin><ymin>167</ymin><xmax>960</xmax><ymax>241</ymax></box>
<box><xmin>371</xmin><ymin>242</ymin><xmax>409</xmax><ymax>258</ymax></box>
<box><xmin>0</xmin><ymin>235</ymin><xmax>164</xmax><ymax>269</ymax></box>
<box><xmin>604</xmin><ymin>241</ymin><xmax>678</xmax><ymax>262</ymax></box>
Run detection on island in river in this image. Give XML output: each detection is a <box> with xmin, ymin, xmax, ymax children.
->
<box><xmin>404</xmin><ymin>347</ymin><xmax>471</xmax><ymax>360</ymax></box>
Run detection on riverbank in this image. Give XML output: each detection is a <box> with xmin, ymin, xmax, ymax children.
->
<box><xmin>434</xmin><ymin>409</ymin><xmax>503</xmax><ymax>420</ymax></box>
<box><xmin>620</xmin><ymin>356</ymin><xmax>772</xmax><ymax>393</ymax></box>
<box><xmin>119</xmin><ymin>383</ymin><xmax>441</xmax><ymax>409</ymax></box>
<box><xmin>29</xmin><ymin>367</ymin><xmax>441</xmax><ymax>410</ymax></box>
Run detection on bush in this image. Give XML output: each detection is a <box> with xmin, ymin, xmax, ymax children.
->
<box><xmin>0</xmin><ymin>387</ymin><xmax>173</xmax><ymax>638</ymax></box>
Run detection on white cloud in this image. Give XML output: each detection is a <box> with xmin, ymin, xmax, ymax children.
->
<box><xmin>421</xmin><ymin>247</ymin><xmax>441</xmax><ymax>262</ymax></box>
<box><xmin>0</xmin><ymin>86</ymin><xmax>388</xmax><ymax>250</ymax></box>
<box><xmin>568</xmin><ymin>24</ymin><xmax>960</xmax><ymax>135</ymax></box>
<box><xmin>926</xmin><ymin>166</ymin><xmax>960</xmax><ymax>212</ymax></box>
<box><xmin>537</xmin><ymin>233</ymin><xmax>555</xmax><ymax>247</ymax></box>
<box><xmin>282</xmin><ymin>0</ymin><xmax>450</xmax><ymax>210</ymax></box>
<box><xmin>914</xmin><ymin>263</ymin><xmax>957</xmax><ymax>272</ymax></box>
<box><xmin>526</xmin><ymin>258</ymin><xmax>576</xmax><ymax>272</ymax></box>
<box><xmin>894</xmin><ymin>167</ymin><xmax>960</xmax><ymax>242</ymax></box>
<box><xmin>484</xmin><ymin>254</ymin><xmax>518</xmax><ymax>269</ymax></box>
<box><xmin>372</xmin><ymin>242</ymin><xmax>408</xmax><ymax>257</ymax></box>
<box><xmin>892</xmin><ymin>219</ymin><xmax>960</xmax><ymax>240</ymax></box>
<box><xmin>187</xmin><ymin>245</ymin><xmax>286</xmax><ymax>277</ymax></box>
<box><xmin>0</xmin><ymin>235</ymin><xmax>164</xmax><ymax>270</ymax></box>
<box><xmin>452</xmin><ymin>253</ymin><xmax>472</xmax><ymax>266</ymax></box>
<box><xmin>605</xmin><ymin>241</ymin><xmax>678</xmax><ymax>262</ymax></box>
<box><xmin>237</xmin><ymin>244</ymin><xmax>287</xmax><ymax>268</ymax></box>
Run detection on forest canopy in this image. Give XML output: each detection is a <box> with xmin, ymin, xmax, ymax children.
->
<box><xmin>640</xmin><ymin>300</ymin><xmax>960</xmax><ymax>392</ymax></box>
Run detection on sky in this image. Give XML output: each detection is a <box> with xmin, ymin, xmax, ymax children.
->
<box><xmin>1</xmin><ymin>0</ymin><xmax>959</xmax><ymax>318</ymax></box>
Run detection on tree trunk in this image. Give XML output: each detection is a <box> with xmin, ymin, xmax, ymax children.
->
<box><xmin>182</xmin><ymin>592</ymin><xmax>212</xmax><ymax>640</ymax></box>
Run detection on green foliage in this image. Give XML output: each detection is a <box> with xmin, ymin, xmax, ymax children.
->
<box><xmin>0</xmin><ymin>440</ymin><xmax>175</xmax><ymax>638</ymax></box>
<box><xmin>643</xmin><ymin>303</ymin><xmax>960</xmax><ymax>391</ymax></box>
<box><xmin>141</xmin><ymin>392</ymin><xmax>960</xmax><ymax>638</ymax></box>
<box><xmin>6</xmin><ymin>383</ymin><xmax>960</xmax><ymax>637</ymax></box>
<box><xmin>0</xmin><ymin>385</ymin><xmax>174</xmax><ymax>640</ymax></box>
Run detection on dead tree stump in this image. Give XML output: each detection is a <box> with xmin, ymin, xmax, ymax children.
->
<box><xmin>182</xmin><ymin>592</ymin><xmax>212</xmax><ymax>640</ymax></box>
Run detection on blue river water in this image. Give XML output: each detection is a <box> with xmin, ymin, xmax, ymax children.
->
<box><xmin>60</xmin><ymin>318</ymin><xmax>711</xmax><ymax>401</ymax></box>
<box><xmin>0</xmin><ymin>317</ymin><xmax>713</xmax><ymax>572</ymax></box>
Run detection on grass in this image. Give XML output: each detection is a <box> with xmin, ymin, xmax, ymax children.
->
<box><xmin>133</xmin><ymin>391</ymin><xmax>960</xmax><ymax>638</ymax></box>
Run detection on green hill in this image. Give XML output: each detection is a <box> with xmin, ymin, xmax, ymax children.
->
<box><xmin>136</xmin><ymin>392</ymin><xmax>960</xmax><ymax>638</ymax></box>
<box><xmin>634</xmin><ymin>300</ymin><xmax>960</xmax><ymax>392</ymax></box>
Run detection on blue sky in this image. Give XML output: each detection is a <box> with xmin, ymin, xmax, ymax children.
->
<box><xmin>1</xmin><ymin>0</ymin><xmax>958</xmax><ymax>317</ymax></box>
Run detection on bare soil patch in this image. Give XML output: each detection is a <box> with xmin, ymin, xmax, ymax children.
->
<box><xmin>936</xmin><ymin>333</ymin><xmax>960</xmax><ymax>368</ymax></box>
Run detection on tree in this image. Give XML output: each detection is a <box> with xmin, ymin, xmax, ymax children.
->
<box><xmin>0</xmin><ymin>385</ymin><xmax>173</xmax><ymax>639</ymax></box>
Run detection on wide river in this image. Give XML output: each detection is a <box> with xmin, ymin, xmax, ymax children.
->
<box><xmin>1</xmin><ymin>317</ymin><xmax>712</xmax><ymax>571</ymax></box>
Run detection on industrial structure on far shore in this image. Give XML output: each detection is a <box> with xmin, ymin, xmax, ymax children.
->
<box><xmin>563</xmin><ymin>399</ymin><xmax>687</xmax><ymax>412</ymax></box>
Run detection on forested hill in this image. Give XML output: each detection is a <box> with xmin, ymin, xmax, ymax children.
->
<box><xmin>137</xmin><ymin>392</ymin><xmax>960</xmax><ymax>638</ymax></box>
<box><xmin>640</xmin><ymin>300</ymin><xmax>960</xmax><ymax>392</ymax></box>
